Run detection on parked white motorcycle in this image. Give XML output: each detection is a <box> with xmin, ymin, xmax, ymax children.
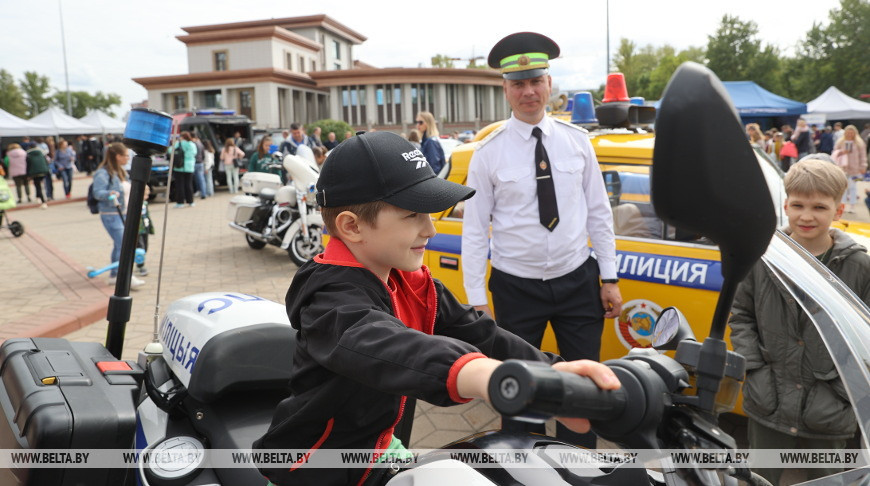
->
<box><xmin>227</xmin><ymin>153</ymin><xmax>324</xmax><ymax>266</ymax></box>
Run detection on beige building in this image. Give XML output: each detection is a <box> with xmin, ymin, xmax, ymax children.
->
<box><xmin>133</xmin><ymin>15</ymin><xmax>508</xmax><ymax>133</ymax></box>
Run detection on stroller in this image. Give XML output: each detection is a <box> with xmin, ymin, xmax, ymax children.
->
<box><xmin>0</xmin><ymin>176</ymin><xmax>23</xmax><ymax>237</ymax></box>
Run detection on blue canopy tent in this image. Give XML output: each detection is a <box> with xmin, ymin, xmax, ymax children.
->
<box><xmin>720</xmin><ymin>81</ymin><xmax>806</xmax><ymax>128</ymax></box>
<box><xmin>654</xmin><ymin>81</ymin><xmax>806</xmax><ymax>129</ymax></box>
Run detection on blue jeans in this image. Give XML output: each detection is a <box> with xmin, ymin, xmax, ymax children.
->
<box><xmin>100</xmin><ymin>213</ymin><xmax>125</xmax><ymax>277</ymax></box>
<box><xmin>59</xmin><ymin>168</ymin><xmax>74</xmax><ymax>196</ymax></box>
<box><xmin>205</xmin><ymin>166</ymin><xmax>214</xmax><ymax>196</ymax></box>
<box><xmin>194</xmin><ymin>163</ymin><xmax>207</xmax><ymax>198</ymax></box>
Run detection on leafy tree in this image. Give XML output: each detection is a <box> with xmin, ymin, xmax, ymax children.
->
<box><xmin>430</xmin><ymin>54</ymin><xmax>455</xmax><ymax>68</ymax></box>
<box><xmin>611</xmin><ymin>39</ymin><xmax>658</xmax><ymax>98</ymax></box>
<box><xmin>787</xmin><ymin>0</ymin><xmax>870</xmax><ymax>101</ymax></box>
<box><xmin>307</xmin><ymin>119</ymin><xmax>353</xmax><ymax>142</ymax></box>
<box><xmin>52</xmin><ymin>90</ymin><xmax>122</xmax><ymax>118</ymax></box>
<box><xmin>705</xmin><ymin>15</ymin><xmax>783</xmax><ymax>92</ymax></box>
<box><xmin>20</xmin><ymin>71</ymin><xmax>52</xmax><ymax>117</ymax></box>
<box><xmin>0</xmin><ymin>69</ymin><xmax>27</xmax><ymax>117</ymax></box>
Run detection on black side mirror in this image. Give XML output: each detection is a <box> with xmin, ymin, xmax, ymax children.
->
<box><xmin>602</xmin><ymin>170</ymin><xmax>622</xmax><ymax>207</ymax></box>
<box><xmin>652</xmin><ymin>62</ymin><xmax>775</xmax><ymax>340</ymax></box>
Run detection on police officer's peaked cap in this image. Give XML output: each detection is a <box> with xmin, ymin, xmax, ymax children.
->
<box><xmin>487</xmin><ymin>32</ymin><xmax>560</xmax><ymax>80</ymax></box>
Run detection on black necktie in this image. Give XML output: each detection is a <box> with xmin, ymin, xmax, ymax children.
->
<box><xmin>532</xmin><ymin>127</ymin><xmax>559</xmax><ymax>231</ymax></box>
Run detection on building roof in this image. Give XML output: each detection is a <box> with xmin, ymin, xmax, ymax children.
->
<box><xmin>133</xmin><ymin>68</ymin><xmax>321</xmax><ymax>91</ymax></box>
<box><xmin>180</xmin><ymin>14</ymin><xmax>366</xmax><ymax>44</ymax></box>
<box><xmin>309</xmin><ymin>67</ymin><xmax>503</xmax><ymax>87</ymax></box>
<box><xmin>177</xmin><ymin>25</ymin><xmax>321</xmax><ymax>51</ymax></box>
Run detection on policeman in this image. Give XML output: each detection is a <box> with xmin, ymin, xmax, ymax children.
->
<box><xmin>461</xmin><ymin>32</ymin><xmax>623</xmax><ymax>448</ymax></box>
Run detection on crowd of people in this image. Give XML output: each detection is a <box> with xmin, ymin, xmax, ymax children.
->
<box><xmin>750</xmin><ymin>121</ymin><xmax>870</xmax><ymax>213</ymax></box>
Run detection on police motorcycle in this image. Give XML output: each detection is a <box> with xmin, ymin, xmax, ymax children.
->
<box><xmin>0</xmin><ymin>65</ymin><xmax>867</xmax><ymax>486</ymax></box>
<box><xmin>227</xmin><ymin>150</ymin><xmax>324</xmax><ymax>266</ymax></box>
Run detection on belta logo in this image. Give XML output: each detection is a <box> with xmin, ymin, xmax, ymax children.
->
<box><xmin>614</xmin><ymin>299</ymin><xmax>663</xmax><ymax>349</ymax></box>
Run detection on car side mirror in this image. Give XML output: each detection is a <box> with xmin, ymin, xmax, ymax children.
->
<box><xmin>602</xmin><ymin>170</ymin><xmax>622</xmax><ymax>207</ymax></box>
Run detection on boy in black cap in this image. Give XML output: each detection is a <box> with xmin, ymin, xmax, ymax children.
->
<box><xmin>253</xmin><ymin>131</ymin><xmax>620</xmax><ymax>485</ymax></box>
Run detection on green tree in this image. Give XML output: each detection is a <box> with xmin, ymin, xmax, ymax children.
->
<box><xmin>611</xmin><ymin>39</ymin><xmax>658</xmax><ymax>98</ymax></box>
<box><xmin>307</xmin><ymin>119</ymin><xmax>353</xmax><ymax>142</ymax></box>
<box><xmin>19</xmin><ymin>71</ymin><xmax>52</xmax><ymax>117</ymax></box>
<box><xmin>0</xmin><ymin>69</ymin><xmax>27</xmax><ymax>117</ymax></box>
<box><xmin>706</xmin><ymin>14</ymin><xmax>783</xmax><ymax>92</ymax></box>
<box><xmin>430</xmin><ymin>54</ymin><xmax>455</xmax><ymax>68</ymax></box>
<box><xmin>52</xmin><ymin>90</ymin><xmax>122</xmax><ymax>118</ymax></box>
<box><xmin>787</xmin><ymin>0</ymin><xmax>870</xmax><ymax>101</ymax></box>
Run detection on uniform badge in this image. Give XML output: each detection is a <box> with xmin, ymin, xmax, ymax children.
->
<box><xmin>539</xmin><ymin>160</ymin><xmax>547</xmax><ymax>171</ymax></box>
<box><xmin>518</xmin><ymin>55</ymin><xmax>530</xmax><ymax>66</ymax></box>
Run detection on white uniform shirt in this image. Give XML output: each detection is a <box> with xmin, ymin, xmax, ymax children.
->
<box><xmin>462</xmin><ymin>114</ymin><xmax>617</xmax><ymax>306</ymax></box>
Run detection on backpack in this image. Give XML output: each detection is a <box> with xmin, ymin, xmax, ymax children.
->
<box><xmin>173</xmin><ymin>143</ymin><xmax>185</xmax><ymax>169</ymax></box>
<box><xmin>86</xmin><ymin>183</ymin><xmax>99</xmax><ymax>214</ymax></box>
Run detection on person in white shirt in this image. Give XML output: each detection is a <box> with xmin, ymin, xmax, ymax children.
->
<box><xmin>461</xmin><ymin>32</ymin><xmax>623</xmax><ymax>447</ymax></box>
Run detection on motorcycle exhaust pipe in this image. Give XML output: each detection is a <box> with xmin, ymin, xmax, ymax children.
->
<box><xmin>227</xmin><ymin>222</ymin><xmax>269</xmax><ymax>242</ymax></box>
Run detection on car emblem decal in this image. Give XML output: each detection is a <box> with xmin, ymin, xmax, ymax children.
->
<box><xmin>614</xmin><ymin>298</ymin><xmax>663</xmax><ymax>350</ymax></box>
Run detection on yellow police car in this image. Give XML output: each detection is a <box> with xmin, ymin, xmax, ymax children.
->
<box><xmin>424</xmin><ymin>107</ymin><xmax>870</xmax><ymax>416</ymax></box>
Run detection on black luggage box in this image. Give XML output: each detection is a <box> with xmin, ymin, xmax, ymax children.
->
<box><xmin>0</xmin><ymin>338</ymin><xmax>141</xmax><ymax>486</ymax></box>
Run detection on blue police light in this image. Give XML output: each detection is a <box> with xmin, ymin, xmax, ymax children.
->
<box><xmin>269</xmin><ymin>144</ymin><xmax>279</xmax><ymax>154</ymax></box>
<box><xmin>571</xmin><ymin>92</ymin><xmax>598</xmax><ymax>124</ymax></box>
<box><xmin>123</xmin><ymin>108</ymin><xmax>172</xmax><ymax>156</ymax></box>
<box><xmin>219</xmin><ymin>110</ymin><xmax>236</xmax><ymax>115</ymax></box>
<box><xmin>630</xmin><ymin>97</ymin><xmax>645</xmax><ymax>106</ymax></box>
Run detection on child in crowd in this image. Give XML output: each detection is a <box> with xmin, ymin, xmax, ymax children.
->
<box><xmin>253</xmin><ymin>132</ymin><xmax>620</xmax><ymax>485</ymax></box>
<box><xmin>729</xmin><ymin>157</ymin><xmax>870</xmax><ymax>485</ymax></box>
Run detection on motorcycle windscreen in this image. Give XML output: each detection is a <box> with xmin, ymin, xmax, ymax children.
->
<box><xmin>762</xmin><ymin>231</ymin><xmax>870</xmax><ymax>451</ymax></box>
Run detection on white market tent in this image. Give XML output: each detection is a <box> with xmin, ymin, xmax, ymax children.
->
<box><xmin>29</xmin><ymin>106</ymin><xmax>97</xmax><ymax>135</ymax></box>
<box><xmin>79</xmin><ymin>110</ymin><xmax>126</xmax><ymax>134</ymax></box>
<box><xmin>807</xmin><ymin>86</ymin><xmax>870</xmax><ymax>120</ymax></box>
<box><xmin>0</xmin><ymin>108</ymin><xmax>55</xmax><ymax>137</ymax></box>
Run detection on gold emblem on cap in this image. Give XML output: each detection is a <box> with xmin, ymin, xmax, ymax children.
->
<box><xmin>539</xmin><ymin>161</ymin><xmax>548</xmax><ymax>171</ymax></box>
<box><xmin>518</xmin><ymin>55</ymin><xmax>530</xmax><ymax>66</ymax></box>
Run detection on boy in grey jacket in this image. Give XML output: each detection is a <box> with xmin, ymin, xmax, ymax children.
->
<box><xmin>729</xmin><ymin>157</ymin><xmax>870</xmax><ymax>485</ymax></box>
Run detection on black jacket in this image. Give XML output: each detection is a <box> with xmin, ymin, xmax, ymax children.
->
<box><xmin>254</xmin><ymin>239</ymin><xmax>559</xmax><ymax>485</ymax></box>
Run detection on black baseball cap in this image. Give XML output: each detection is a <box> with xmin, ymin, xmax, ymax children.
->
<box><xmin>487</xmin><ymin>32</ymin><xmax>560</xmax><ymax>80</ymax></box>
<box><xmin>315</xmin><ymin>131</ymin><xmax>475</xmax><ymax>213</ymax></box>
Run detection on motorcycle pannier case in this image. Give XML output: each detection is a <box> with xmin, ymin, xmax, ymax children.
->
<box><xmin>0</xmin><ymin>338</ymin><xmax>140</xmax><ymax>486</ymax></box>
<box><xmin>227</xmin><ymin>194</ymin><xmax>261</xmax><ymax>224</ymax></box>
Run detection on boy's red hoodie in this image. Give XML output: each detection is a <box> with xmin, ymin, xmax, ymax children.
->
<box><xmin>253</xmin><ymin>238</ymin><xmax>560</xmax><ymax>485</ymax></box>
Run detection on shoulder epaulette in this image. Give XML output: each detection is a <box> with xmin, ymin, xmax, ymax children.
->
<box><xmin>552</xmin><ymin>116</ymin><xmax>589</xmax><ymax>133</ymax></box>
<box><xmin>475</xmin><ymin>124</ymin><xmax>508</xmax><ymax>149</ymax></box>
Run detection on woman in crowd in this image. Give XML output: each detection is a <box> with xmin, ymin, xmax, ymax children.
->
<box><xmin>407</xmin><ymin>129</ymin><xmax>422</xmax><ymax>149</ymax></box>
<box><xmin>92</xmin><ymin>142</ymin><xmax>144</xmax><ymax>289</ymax></box>
<box><xmin>54</xmin><ymin>139</ymin><xmax>76</xmax><ymax>199</ymax></box>
<box><xmin>203</xmin><ymin>140</ymin><xmax>215</xmax><ymax>198</ymax></box>
<box><xmin>746</xmin><ymin>123</ymin><xmax>765</xmax><ymax>148</ymax></box>
<box><xmin>415</xmin><ymin>111</ymin><xmax>446</xmax><ymax>175</ymax></box>
<box><xmin>6</xmin><ymin>144</ymin><xmax>28</xmax><ymax>204</ymax></box>
<box><xmin>25</xmin><ymin>145</ymin><xmax>49</xmax><ymax>209</ymax></box>
<box><xmin>312</xmin><ymin>146</ymin><xmax>327</xmax><ymax>169</ymax></box>
<box><xmin>221</xmin><ymin>138</ymin><xmax>244</xmax><ymax>194</ymax></box>
<box><xmin>792</xmin><ymin>118</ymin><xmax>815</xmax><ymax>160</ymax></box>
<box><xmin>248</xmin><ymin>135</ymin><xmax>281</xmax><ymax>177</ymax></box>
<box><xmin>833</xmin><ymin>125</ymin><xmax>868</xmax><ymax>212</ymax></box>
<box><xmin>172</xmin><ymin>131</ymin><xmax>197</xmax><ymax>208</ymax></box>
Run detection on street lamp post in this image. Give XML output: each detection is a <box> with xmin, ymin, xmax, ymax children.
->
<box><xmin>58</xmin><ymin>0</ymin><xmax>73</xmax><ymax>116</ymax></box>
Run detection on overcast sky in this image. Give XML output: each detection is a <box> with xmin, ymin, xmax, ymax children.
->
<box><xmin>0</xmin><ymin>0</ymin><xmax>843</xmax><ymax>118</ymax></box>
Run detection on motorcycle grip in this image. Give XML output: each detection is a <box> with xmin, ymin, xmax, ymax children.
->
<box><xmin>488</xmin><ymin>360</ymin><xmax>626</xmax><ymax>421</ymax></box>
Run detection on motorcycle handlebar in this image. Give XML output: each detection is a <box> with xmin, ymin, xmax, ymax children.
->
<box><xmin>488</xmin><ymin>360</ymin><xmax>626</xmax><ymax>421</ymax></box>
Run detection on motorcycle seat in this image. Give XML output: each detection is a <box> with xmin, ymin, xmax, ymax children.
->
<box><xmin>259</xmin><ymin>187</ymin><xmax>276</xmax><ymax>202</ymax></box>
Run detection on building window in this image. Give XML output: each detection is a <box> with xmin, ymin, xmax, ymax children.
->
<box><xmin>286</xmin><ymin>52</ymin><xmax>293</xmax><ymax>70</ymax></box>
<box><xmin>411</xmin><ymin>83</ymin><xmax>434</xmax><ymax>119</ymax></box>
<box><xmin>299</xmin><ymin>55</ymin><xmax>306</xmax><ymax>73</ymax></box>
<box><xmin>173</xmin><ymin>94</ymin><xmax>186</xmax><ymax>111</ymax></box>
<box><xmin>213</xmin><ymin>51</ymin><xmax>228</xmax><ymax>71</ymax></box>
<box><xmin>203</xmin><ymin>90</ymin><xmax>222</xmax><ymax>108</ymax></box>
<box><xmin>341</xmin><ymin>85</ymin><xmax>367</xmax><ymax>126</ymax></box>
<box><xmin>334</xmin><ymin>40</ymin><xmax>341</xmax><ymax>60</ymax></box>
<box><xmin>311</xmin><ymin>59</ymin><xmax>316</xmax><ymax>72</ymax></box>
<box><xmin>334</xmin><ymin>63</ymin><xmax>341</xmax><ymax>71</ymax></box>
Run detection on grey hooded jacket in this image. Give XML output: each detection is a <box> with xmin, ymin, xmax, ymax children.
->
<box><xmin>729</xmin><ymin>228</ymin><xmax>870</xmax><ymax>439</ymax></box>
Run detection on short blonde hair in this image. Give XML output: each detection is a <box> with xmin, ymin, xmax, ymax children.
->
<box><xmin>784</xmin><ymin>158</ymin><xmax>847</xmax><ymax>201</ymax></box>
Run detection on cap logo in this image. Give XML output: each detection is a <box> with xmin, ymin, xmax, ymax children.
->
<box><xmin>518</xmin><ymin>55</ymin><xmax>530</xmax><ymax>66</ymax></box>
<box><xmin>401</xmin><ymin>148</ymin><xmax>428</xmax><ymax>169</ymax></box>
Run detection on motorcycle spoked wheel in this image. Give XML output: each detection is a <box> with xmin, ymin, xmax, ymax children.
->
<box><xmin>246</xmin><ymin>234</ymin><xmax>267</xmax><ymax>249</ymax></box>
<box><xmin>288</xmin><ymin>226</ymin><xmax>324</xmax><ymax>266</ymax></box>
<box><xmin>8</xmin><ymin>221</ymin><xmax>24</xmax><ymax>237</ymax></box>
